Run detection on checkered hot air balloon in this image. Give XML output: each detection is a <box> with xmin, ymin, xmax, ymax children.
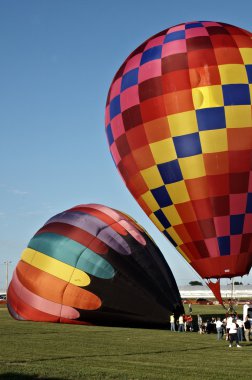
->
<box><xmin>105</xmin><ymin>21</ymin><xmax>252</xmax><ymax>303</ymax></box>
<box><xmin>7</xmin><ymin>204</ymin><xmax>183</xmax><ymax>326</ymax></box>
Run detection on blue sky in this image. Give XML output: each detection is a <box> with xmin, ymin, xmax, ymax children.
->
<box><xmin>1</xmin><ymin>0</ymin><xmax>252</xmax><ymax>290</ymax></box>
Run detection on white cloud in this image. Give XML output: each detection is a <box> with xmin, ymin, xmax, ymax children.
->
<box><xmin>11</xmin><ymin>189</ymin><xmax>29</xmax><ymax>196</ymax></box>
<box><xmin>0</xmin><ymin>184</ymin><xmax>29</xmax><ymax>196</ymax></box>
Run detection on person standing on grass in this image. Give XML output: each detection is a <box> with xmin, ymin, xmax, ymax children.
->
<box><xmin>236</xmin><ymin>317</ymin><xmax>244</xmax><ymax>342</ymax></box>
<box><xmin>186</xmin><ymin>314</ymin><xmax>193</xmax><ymax>331</ymax></box>
<box><xmin>226</xmin><ymin>314</ymin><xmax>233</xmax><ymax>341</ymax></box>
<box><xmin>222</xmin><ymin>316</ymin><xmax>227</xmax><ymax>337</ymax></box>
<box><xmin>229</xmin><ymin>318</ymin><xmax>241</xmax><ymax>348</ymax></box>
<box><xmin>206</xmin><ymin>319</ymin><xmax>212</xmax><ymax>334</ymax></box>
<box><xmin>178</xmin><ymin>315</ymin><xmax>184</xmax><ymax>332</ymax></box>
<box><xmin>244</xmin><ymin>316</ymin><xmax>251</xmax><ymax>342</ymax></box>
<box><xmin>170</xmin><ymin>313</ymin><xmax>176</xmax><ymax>331</ymax></box>
<box><xmin>197</xmin><ymin>314</ymin><xmax>203</xmax><ymax>334</ymax></box>
<box><xmin>215</xmin><ymin>318</ymin><xmax>223</xmax><ymax>340</ymax></box>
<box><xmin>188</xmin><ymin>303</ymin><xmax>192</xmax><ymax>314</ymax></box>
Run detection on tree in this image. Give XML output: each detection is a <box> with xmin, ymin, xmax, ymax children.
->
<box><xmin>189</xmin><ymin>281</ymin><xmax>203</xmax><ymax>286</ymax></box>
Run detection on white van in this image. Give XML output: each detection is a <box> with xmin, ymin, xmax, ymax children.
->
<box><xmin>243</xmin><ymin>304</ymin><xmax>252</xmax><ymax>322</ymax></box>
<box><xmin>0</xmin><ymin>293</ymin><xmax>6</xmax><ymax>304</ymax></box>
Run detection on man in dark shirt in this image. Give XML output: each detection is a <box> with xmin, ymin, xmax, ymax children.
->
<box><xmin>244</xmin><ymin>316</ymin><xmax>251</xmax><ymax>342</ymax></box>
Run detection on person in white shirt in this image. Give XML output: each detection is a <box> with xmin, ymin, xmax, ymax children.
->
<box><xmin>229</xmin><ymin>319</ymin><xmax>241</xmax><ymax>348</ymax></box>
<box><xmin>197</xmin><ymin>314</ymin><xmax>203</xmax><ymax>334</ymax></box>
<box><xmin>215</xmin><ymin>318</ymin><xmax>223</xmax><ymax>340</ymax></box>
<box><xmin>226</xmin><ymin>315</ymin><xmax>233</xmax><ymax>341</ymax></box>
<box><xmin>178</xmin><ymin>315</ymin><xmax>184</xmax><ymax>332</ymax></box>
<box><xmin>170</xmin><ymin>313</ymin><xmax>176</xmax><ymax>331</ymax></box>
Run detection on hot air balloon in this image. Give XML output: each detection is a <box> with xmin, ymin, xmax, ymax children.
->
<box><xmin>105</xmin><ymin>21</ymin><xmax>252</xmax><ymax>304</ymax></box>
<box><xmin>7</xmin><ymin>204</ymin><xmax>183</xmax><ymax>327</ymax></box>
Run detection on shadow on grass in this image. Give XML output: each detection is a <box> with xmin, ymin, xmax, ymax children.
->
<box><xmin>5</xmin><ymin>346</ymin><xmax>215</xmax><ymax>367</ymax></box>
<box><xmin>0</xmin><ymin>375</ymin><xmax>63</xmax><ymax>380</ymax></box>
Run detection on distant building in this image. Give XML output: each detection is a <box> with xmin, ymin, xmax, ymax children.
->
<box><xmin>179</xmin><ymin>285</ymin><xmax>252</xmax><ymax>300</ymax></box>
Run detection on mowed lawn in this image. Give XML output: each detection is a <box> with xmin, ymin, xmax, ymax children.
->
<box><xmin>0</xmin><ymin>305</ymin><xmax>252</xmax><ymax>380</ymax></box>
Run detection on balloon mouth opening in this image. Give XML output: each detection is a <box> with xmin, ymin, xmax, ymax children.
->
<box><xmin>190</xmin><ymin>253</ymin><xmax>252</xmax><ymax>280</ymax></box>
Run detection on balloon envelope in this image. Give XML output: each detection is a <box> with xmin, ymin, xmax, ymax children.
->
<box><xmin>7</xmin><ymin>204</ymin><xmax>183</xmax><ymax>326</ymax></box>
<box><xmin>105</xmin><ymin>21</ymin><xmax>252</xmax><ymax>280</ymax></box>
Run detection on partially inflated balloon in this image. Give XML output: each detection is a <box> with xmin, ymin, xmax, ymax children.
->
<box><xmin>105</xmin><ymin>21</ymin><xmax>252</xmax><ymax>283</ymax></box>
<box><xmin>7</xmin><ymin>204</ymin><xmax>183</xmax><ymax>326</ymax></box>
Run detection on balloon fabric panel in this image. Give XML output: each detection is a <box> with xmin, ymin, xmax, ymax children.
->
<box><xmin>105</xmin><ymin>21</ymin><xmax>252</xmax><ymax>280</ymax></box>
<box><xmin>28</xmin><ymin>233</ymin><xmax>115</xmax><ymax>279</ymax></box>
<box><xmin>21</xmin><ymin>248</ymin><xmax>91</xmax><ymax>287</ymax></box>
<box><xmin>15</xmin><ymin>261</ymin><xmax>101</xmax><ymax>310</ymax></box>
<box><xmin>36</xmin><ymin>222</ymin><xmax>109</xmax><ymax>254</ymax></box>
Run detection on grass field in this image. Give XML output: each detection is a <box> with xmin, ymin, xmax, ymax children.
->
<box><xmin>0</xmin><ymin>304</ymin><xmax>252</xmax><ymax>380</ymax></box>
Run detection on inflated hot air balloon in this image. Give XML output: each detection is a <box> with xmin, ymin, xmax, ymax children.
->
<box><xmin>105</xmin><ymin>21</ymin><xmax>252</xmax><ymax>303</ymax></box>
<box><xmin>7</xmin><ymin>204</ymin><xmax>183</xmax><ymax>326</ymax></box>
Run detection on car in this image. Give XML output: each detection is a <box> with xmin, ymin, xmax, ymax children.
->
<box><xmin>0</xmin><ymin>294</ymin><xmax>7</xmax><ymax>304</ymax></box>
<box><xmin>243</xmin><ymin>304</ymin><xmax>252</xmax><ymax>322</ymax></box>
<box><xmin>196</xmin><ymin>298</ymin><xmax>213</xmax><ymax>305</ymax></box>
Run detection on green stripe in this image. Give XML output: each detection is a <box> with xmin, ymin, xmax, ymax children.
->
<box><xmin>28</xmin><ymin>233</ymin><xmax>115</xmax><ymax>279</ymax></box>
<box><xmin>77</xmin><ymin>250</ymin><xmax>115</xmax><ymax>279</ymax></box>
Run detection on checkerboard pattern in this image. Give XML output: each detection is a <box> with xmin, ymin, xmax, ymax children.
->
<box><xmin>105</xmin><ymin>21</ymin><xmax>252</xmax><ymax>279</ymax></box>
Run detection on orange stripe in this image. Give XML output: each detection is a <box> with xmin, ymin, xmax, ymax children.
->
<box><xmin>16</xmin><ymin>261</ymin><xmax>101</xmax><ymax>310</ymax></box>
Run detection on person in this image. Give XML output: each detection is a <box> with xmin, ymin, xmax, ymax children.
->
<box><xmin>178</xmin><ymin>315</ymin><xmax>185</xmax><ymax>332</ymax></box>
<box><xmin>236</xmin><ymin>317</ymin><xmax>244</xmax><ymax>342</ymax></box>
<box><xmin>183</xmin><ymin>314</ymin><xmax>188</xmax><ymax>331</ymax></box>
<box><xmin>222</xmin><ymin>316</ymin><xmax>227</xmax><ymax>337</ymax></box>
<box><xmin>226</xmin><ymin>314</ymin><xmax>233</xmax><ymax>341</ymax></box>
<box><xmin>170</xmin><ymin>313</ymin><xmax>176</xmax><ymax>331</ymax></box>
<box><xmin>244</xmin><ymin>316</ymin><xmax>251</xmax><ymax>342</ymax></box>
<box><xmin>188</xmin><ymin>303</ymin><xmax>192</xmax><ymax>314</ymax></box>
<box><xmin>227</xmin><ymin>299</ymin><xmax>236</xmax><ymax>314</ymax></box>
<box><xmin>211</xmin><ymin>317</ymin><xmax>216</xmax><ymax>334</ymax></box>
<box><xmin>197</xmin><ymin>314</ymin><xmax>203</xmax><ymax>334</ymax></box>
<box><xmin>201</xmin><ymin>321</ymin><xmax>207</xmax><ymax>334</ymax></box>
<box><xmin>215</xmin><ymin>318</ymin><xmax>223</xmax><ymax>340</ymax></box>
<box><xmin>229</xmin><ymin>318</ymin><xmax>241</xmax><ymax>348</ymax></box>
<box><xmin>206</xmin><ymin>319</ymin><xmax>212</xmax><ymax>334</ymax></box>
<box><xmin>186</xmin><ymin>314</ymin><xmax>193</xmax><ymax>331</ymax></box>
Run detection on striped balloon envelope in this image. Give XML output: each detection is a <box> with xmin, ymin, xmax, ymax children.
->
<box><xmin>105</xmin><ymin>21</ymin><xmax>252</xmax><ymax>302</ymax></box>
<box><xmin>7</xmin><ymin>204</ymin><xmax>183</xmax><ymax>326</ymax></box>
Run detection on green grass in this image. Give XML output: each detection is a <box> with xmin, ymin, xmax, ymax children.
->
<box><xmin>0</xmin><ymin>305</ymin><xmax>252</xmax><ymax>380</ymax></box>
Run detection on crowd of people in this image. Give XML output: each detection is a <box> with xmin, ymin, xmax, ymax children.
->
<box><xmin>170</xmin><ymin>305</ymin><xmax>252</xmax><ymax>348</ymax></box>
